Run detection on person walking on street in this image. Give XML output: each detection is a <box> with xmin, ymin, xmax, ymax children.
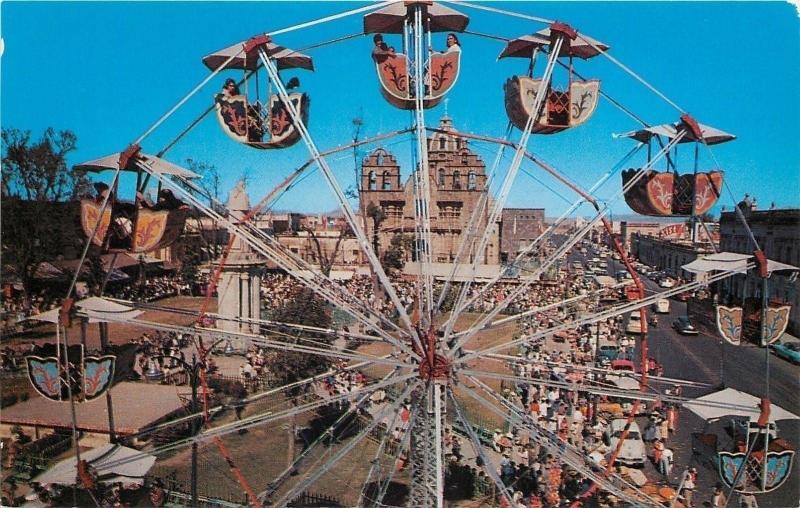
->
<box><xmin>738</xmin><ymin>492</ymin><xmax>758</xmax><ymax>508</ymax></box>
<box><xmin>711</xmin><ymin>484</ymin><xmax>727</xmax><ymax>508</ymax></box>
<box><xmin>681</xmin><ymin>467</ymin><xmax>697</xmax><ymax>507</ymax></box>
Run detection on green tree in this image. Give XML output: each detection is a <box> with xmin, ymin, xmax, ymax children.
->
<box><xmin>382</xmin><ymin>233</ymin><xmax>412</xmax><ymax>273</ymax></box>
<box><xmin>269</xmin><ymin>288</ymin><xmax>333</xmax><ymax>390</ymax></box>
<box><xmin>269</xmin><ymin>288</ymin><xmax>333</xmax><ymax>470</ymax></box>
<box><xmin>1</xmin><ymin>128</ymin><xmax>89</xmax><ymax>304</ymax></box>
<box><xmin>365</xmin><ymin>201</ymin><xmax>385</xmax><ymax>254</ymax></box>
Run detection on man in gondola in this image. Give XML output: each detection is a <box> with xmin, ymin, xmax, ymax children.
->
<box><xmin>94</xmin><ymin>182</ymin><xmax>136</xmax><ymax>249</ymax></box>
<box><xmin>222</xmin><ymin>77</ymin><xmax>240</xmax><ymax>97</ymax></box>
<box><xmin>137</xmin><ymin>188</ymin><xmax>185</xmax><ymax>211</ymax></box>
<box><xmin>371</xmin><ymin>33</ymin><xmax>395</xmax><ymax>64</ymax></box>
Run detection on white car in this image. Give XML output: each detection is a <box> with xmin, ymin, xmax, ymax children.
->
<box><xmin>653</xmin><ymin>298</ymin><xmax>670</xmax><ymax>314</ymax></box>
<box><xmin>659</xmin><ymin>278</ymin><xmax>676</xmax><ymax>288</ymax></box>
<box><xmin>625</xmin><ymin>313</ymin><xmax>643</xmax><ymax>334</ymax></box>
<box><xmin>604</xmin><ymin>419</ymin><xmax>647</xmax><ymax>467</ymax></box>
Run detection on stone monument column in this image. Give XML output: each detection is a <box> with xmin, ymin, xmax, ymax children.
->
<box><xmin>216</xmin><ymin>181</ymin><xmax>263</xmax><ymax>350</ymax></box>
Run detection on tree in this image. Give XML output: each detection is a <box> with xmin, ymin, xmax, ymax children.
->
<box><xmin>269</xmin><ymin>288</ymin><xmax>333</xmax><ymax>389</ymax></box>
<box><xmin>2</xmin><ymin>128</ymin><xmax>89</xmax><ymax>201</ymax></box>
<box><xmin>180</xmin><ymin>249</ymin><xmax>201</xmax><ymax>296</ymax></box>
<box><xmin>303</xmin><ymin>226</ymin><xmax>347</xmax><ymax>277</ymax></box>
<box><xmin>1</xmin><ymin>128</ymin><xmax>88</xmax><ymax>304</ymax></box>
<box><xmin>365</xmin><ymin>202</ymin><xmax>385</xmax><ymax>254</ymax></box>
<box><xmin>185</xmin><ymin>158</ymin><xmax>222</xmax><ymax>259</ymax></box>
<box><xmin>382</xmin><ymin>233</ymin><xmax>412</xmax><ymax>273</ymax></box>
<box><xmin>268</xmin><ymin>287</ymin><xmax>333</xmax><ymax>469</ymax></box>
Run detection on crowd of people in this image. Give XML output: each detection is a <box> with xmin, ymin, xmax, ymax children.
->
<box><xmin>0</xmin><ymin>291</ymin><xmax>64</xmax><ymax>335</ymax></box>
<box><xmin>108</xmin><ymin>275</ymin><xmax>194</xmax><ymax>302</ymax></box>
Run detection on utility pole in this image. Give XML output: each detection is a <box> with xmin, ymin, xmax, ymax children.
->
<box><xmin>190</xmin><ymin>354</ymin><xmax>199</xmax><ymax>507</ymax></box>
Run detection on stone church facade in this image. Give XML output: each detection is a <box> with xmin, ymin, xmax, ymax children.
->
<box><xmin>359</xmin><ymin>116</ymin><xmax>500</xmax><ymax>265</ymax></box>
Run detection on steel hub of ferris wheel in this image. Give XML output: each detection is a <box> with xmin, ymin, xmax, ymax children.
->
<box><xmin>56</xmin><ymin>2</ymin><xmax>795</xmax><ymax>507</ymax></box>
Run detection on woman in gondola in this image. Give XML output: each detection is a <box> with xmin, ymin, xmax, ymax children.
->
<box><xmin>444</xmin><ymin>33</ymin><xmax>461</xmax><ymax>53</ymax></box>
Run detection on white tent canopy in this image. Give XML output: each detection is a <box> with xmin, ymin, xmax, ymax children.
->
<box><xmin>682</xmin><ymin>251</ymin><xmax>799</xmax><ymax>275</ymax></box>
<box><xmin>34</xmin><ymin>444</ymin><xmax>155</xmax><ymax>486</ymax></box>
<box><xmin>685</xmin><ymin>387</ymin><xmax>800</xmax><ymax>423</ymax></box>
<box><xmin>21</xmin><ymin>297</ymin><xmax>143</xmax><ymax>324</ymax></box>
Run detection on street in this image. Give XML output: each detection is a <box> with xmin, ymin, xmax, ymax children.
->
<box><xmin>603</xmin><ymin>257</ymin><xmax>800</xmax><ymax>507</ymax></box>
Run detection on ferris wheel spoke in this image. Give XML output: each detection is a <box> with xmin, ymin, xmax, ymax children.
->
<box><xmin>138</xmin><ymin>165</ymin><xmax>421</xmax><ymax>359</ymax></box>
<box><xmin>455</xmin><ymin>264</ymin><xmax>749</xmax><ymax>363</ymax></box>
<box><xmin>272</xmin><ymin>380</ymin><xmax>420</xmax><ymax>507</ymax></box>
<box><xmin>359</xmin><ymin>384</ymin><xmax>423</xmax><ymax>506</ymax></box>
<box><xmin>460</xmin><ymin>368</ymin><xmax>745</xmax><ymax>413</ymax></box>
<box><xmin>440</xmin><ymin>140</ymin><xmax>644</xmax><ymax>338</ymax></box>
<box><xmin>97</xmin><ymin>373</ymin><xmax>416</xmax><ymax>476</ymax></box>
<box><xmin>439</xmin><ymin>42</ymin><xmax>564</xmax><ymax>336</ymax></box>
<box><xmin>79</xmin><ymin>304</ymin><xmax>411</xmax><ymax>368</ymax></box>
<box><xmin>448</xmin><ymin>390</ymin><xmax>516</xmax><ymax>505</ymax></box>
<box><xmin>478</xmin><ymin>351</ymin><xmax>714</xmax><ymax>389</ymax></box>
<box><xmin>447</xmin><ymin>135</ymin><xmax>687</xmax><ymax>354</ymax></box>
<box><xmin>257</xmin><ymin>48</ymin><xmax>424</xmax><ymax>352</ymax></box>
<box><xmin>463</xmin><ymin>376</ymin><xmax>663</xmax><ymax>507</ymax></box>
<box><xmin>368</xmin><ymin>400</ymin><xmax>420</xmax><ymax>507</ymax></box>
<box><xmin>135</xmin><ymin>358</ymin><xmax>384</xmax><ymax>442</ymax></box>
<box><xmin>261</xmin><ymin>367</ymin><xmax>403</xmax><ymax>502</ymax></box>
<box><xmin>435</xmin><ymin>134</ymin><xmax>506</xmax><ymax>319</ymax></box>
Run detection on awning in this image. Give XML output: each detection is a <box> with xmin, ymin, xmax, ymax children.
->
<box><xmin>74</xmin><ymin>152</ymin><xmax>199</xmax><ymax>179</ymax></box>
<box><xmin>202</xmin><ymin>39</ymin><xmax>313</xmax><ymax>72</ymax></box>
<box><xmin>77</xmin><ymin>297</ymin><xmax>144</xmax><ymax>324</ymax></box>
<box><xmin>685</xmin><ymin>388</ymin><xmax>800</xmax><ymax>423</ymax></box>
<box><xmin>499</xmin><ymin>29</ymin><xmax>609</xmax><ymax>60</ymax></box>
<box><xmin>364</xmin><ymin>2</ymin><xmax>469</xmax><ymax>34</ymax></box>
<box><xmin>34</xmin><ymin>444</ymin><xmax>155</xmax><ymax>486</ymax></box>
<box><xmin>21</xmin><ymin>297</ymin><xmax>143</xmax><ymax>324</ymax></box>
<box><xmin>615</xmin><ymin>122</ymin><xmax>735</xmax><ymax>146</ymax></box>
<box><xmin>682</xmin><ymin>252</ymin><xmax>799</xmax><ymax>275</ymax></box>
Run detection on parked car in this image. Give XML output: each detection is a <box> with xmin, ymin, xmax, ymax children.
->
<box><xmin>672</xmin><ymin>316</ymin><xmax>699</xmax><ymax>335</ymax></box>
<box><xmin>625</xmin><ymin>313</ymin><xmax>643</xmax><ymax>334</ymax></box>
<box><xmin>597</xmin><ymin>345</ymin><xmax>620</xmax><ymax>365</ymax></box>
<box><xmin>770</xmin><ymin>341</ymin><xmax>800</xmax><ymax>364</ymax></box>
<box><xmin>604</xmin><ymin>419</ymin><xmax>646</xmax><ymax>467</ymax></box>
<box><xmin>658</xmin><ymin>278</ymin><xmax>676</xmax><ymax>288</ymax></box>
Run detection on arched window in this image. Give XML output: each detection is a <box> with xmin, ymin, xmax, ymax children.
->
<box><xmin>438</xmin><ymin>168</ymin><xmax>446</xmax><ymax>187</ymax></box>
<box><xmin>439</xmin><ymin>137</ymin><xmax>446</xmax><ymax>150</ymax></box>
<box><xmin>369</xmin><ymin>171</ymin><xmax>377</xmax><ymax>190</ymax></box>
<box><xmin>382</xmin><ymin>171</ymin><xmax>391</xmax><ymax>190</ymax></box>
<box><xmin>468</xmin><ymin>170</ymin><xmax>476</xmax><ymax>190</ymax></box>
<box><xmin>453</xmin><ymin>170</ymin><xmax>461</xmax><ymax>189</ymax></box>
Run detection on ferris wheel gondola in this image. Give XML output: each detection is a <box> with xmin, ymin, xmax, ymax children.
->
<box><xmin>203</xmin><ymin>36</ymin><xmax>313</xmax><ymax>149</ymax></box>
<box><xmin>618</xmin><ymin>117</ymin><xmax>734</xmax><ymax>216</ymax></box>
<box><xmin>75</xmin><ymin>147</ymin><xmax>194</xmax><ymax>253</ymax></box>
<box><xmin>501</xmin><ymin>24</ymin><xmax>607</xmax><ymax>134</ymax></box>
<box><xmin>364</xmin><ymin>1</ymin><xmax>468</xmax><ymax>110</ymax></box>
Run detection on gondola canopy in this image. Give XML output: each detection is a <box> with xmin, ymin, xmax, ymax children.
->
<box><xmin>498</xmin><ymin>28</ymin><xmax>609</xmax><ymax>60</ymax></box>
<box><xmin>363</xmin><ymin>1</ymin><xmax>469</xmax><ymax>34</ymax></box>
<box><xmin>75</xmin><ymin>152</ymin><xmax>200</xmax><ymax>179</ymax></box>
<box><xmin>202</xmin><ymin>38</ymin><xmax>314</xmax><ymax>72</ymax></box>
<box><xmin>616</xmin><ymin>122</ymin><xmax>736</xmax><ymax>145</ymax></box>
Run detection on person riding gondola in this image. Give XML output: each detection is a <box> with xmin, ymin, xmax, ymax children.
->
<box><xmin>93</xmin><ymin>182</ymin><xmax>136</xmax><ymax>249</ymax></box>
<box><xmin>137</xmin><ymin>188</ymin><xmax>185</xmax><ymax>212</ymax></box>
<box><xmin>444</xmin><ymin>33</ymin><xmax>461</xmax><ymax>53</ymax></box>
<box><xmin>371</xmin><ymin>33</ymin><xmax>395</xmax><ymax>64</ymax></box>
<box><xmin>222</xmin><ymin>78</ymin><xmax>241</xmax><ymax>97</ymax></box>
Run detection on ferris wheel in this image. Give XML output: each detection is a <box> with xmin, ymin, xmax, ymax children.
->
<box><xmin>55</xmin><ymin>2</ymin><xmax>798</xmax><ymax>507</ymax></box>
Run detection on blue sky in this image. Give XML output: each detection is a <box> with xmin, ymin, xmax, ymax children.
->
<box><xmin>2</xmin><ymin>1</ymin><xmax>799</xmax><ymax>218</ymax></box>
